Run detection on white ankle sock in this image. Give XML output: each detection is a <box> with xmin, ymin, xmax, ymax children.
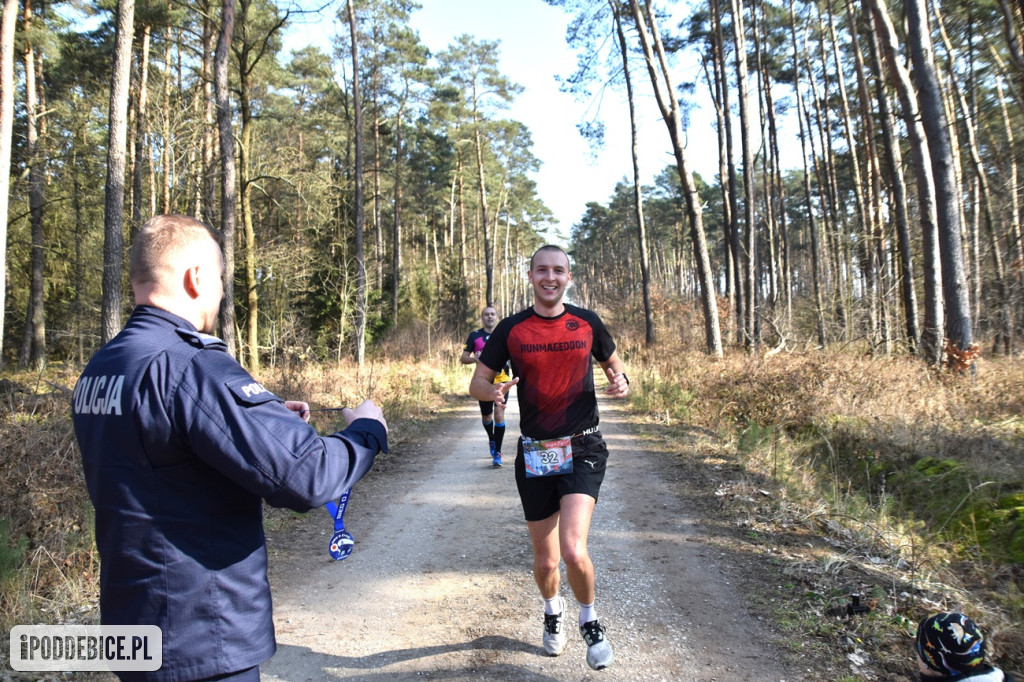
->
<box><xmin>579</xmin><ymin>601</ymin><xmax>597</xmax><ymax>625</ymax></box>
<box><xmin>544</xmin><ymin>595</ymin><xmax>562</xmax><ymax>615</ymax></box>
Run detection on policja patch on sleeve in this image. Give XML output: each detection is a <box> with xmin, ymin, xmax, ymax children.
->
<box><xmin>225</xmin><ymin>378</ymin><xmax>282</xmax><ymax>406</ymax></box>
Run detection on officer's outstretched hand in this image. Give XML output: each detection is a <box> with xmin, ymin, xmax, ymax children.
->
<box><xmin>342</xmin><ymin>399</ymin><xmax>388</xmax><ymax>433</ymax></box>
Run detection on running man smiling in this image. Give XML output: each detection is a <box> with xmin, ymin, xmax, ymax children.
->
<box><xmin>469</xmin><ymin>244</ymin><xmax>629</xmax><ymax>670</ymax></box>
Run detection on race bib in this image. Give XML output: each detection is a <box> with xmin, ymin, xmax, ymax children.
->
<box><xmin>523</xmin><ymin>436</ymin><xmax>573</xmax><ymax>477</ymax></box>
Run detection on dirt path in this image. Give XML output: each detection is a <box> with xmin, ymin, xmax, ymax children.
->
<box><xmin>261</xmin><ymin>394</ymin><xmax>798</xmax><ymax>681</ymax></box>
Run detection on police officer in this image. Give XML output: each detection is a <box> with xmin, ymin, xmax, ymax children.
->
<box><xmin>72</xmin><ymin>214</ymin><xmax>388</xmax><ymax>682</ymax></box>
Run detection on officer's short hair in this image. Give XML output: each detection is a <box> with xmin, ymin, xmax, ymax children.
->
<box><xmin>130</xmin><ymin>215</ymin><xmax>223</xmax><ymax>286</ymax></box>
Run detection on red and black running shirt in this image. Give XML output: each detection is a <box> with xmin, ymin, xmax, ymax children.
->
<box><xmin>479</xmin><ymin>304</ymin><xmax>615</xmax><ymax>440</ymax></box>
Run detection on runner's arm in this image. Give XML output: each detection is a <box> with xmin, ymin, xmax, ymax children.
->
<box><xmin>599</xmin><ymin>351</ymin><xmax>630</xmax><ymax>398</ymax></box>
<box><xmin>470</xmin><ymin>363</ymin><xmax>518</xmax><ymax>404</ymax></box>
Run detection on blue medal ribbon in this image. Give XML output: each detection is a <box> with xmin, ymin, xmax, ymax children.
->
<box><xmin>325</xmin><ymin>489</ymin><xmax>354</xmax><ymax>561</ymax></box>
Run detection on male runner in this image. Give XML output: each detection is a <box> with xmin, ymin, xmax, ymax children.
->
<box><xmin>460</xmin><ymin>306</ymin><xmax>510</xmax><ymax>467</ymax></box>
<box><xmin>469</xmin><ymin>245</ymin><xmax>629</xmax><ymax>670</ymax></box>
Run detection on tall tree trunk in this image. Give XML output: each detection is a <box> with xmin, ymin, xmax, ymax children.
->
<box><xmin>934</xmin><ymin>11</ymin><xmax>1014</xmax><ymax>354</ymax></box>
<box><xmin>71</xmin><ymin>106</ymin><xmax>86</xmax><ymax>364</ymax></box>
<box><xmin>215</xmin><ymin>0</ymin><xmax>237</xmax><ymax>356</ymax></box>
<box><xmin>101</xmin><ymin>0</ymin><xmax>136</xmax><ymax>344</ymax></box>
<box><xmin>703</xmin><ymin>51</ymin><xmax>734</xmax><ymax>343</ymax></box>
<box><xmin>19</xmin><ymin>0</ymin><xmax>45</xmax><ymax>367</ymax></box>
<box><xmin>201</xmin><ymin>3</ymin><xmax>216</xmax><ymax>225</ymax></box>
<box><xmin>712</xmin><ymin>0</ymin><xmax>742</xmax><ymax>343</ymax></box>
<box><xmin>473</xmin><ymin>122</ymin><xmax>493</xmax><ymax>306</ymax></box>
<box><xmin>162</xmin><ymin>15</ymin><xmax>173</xmax><ymax>212</ymax></box>
<box><xmin>826</xmin><ymin>0</ymin><xmax>876</xmax><ymax>349</ymax></box>
<box><xmin>392</xmin><ymin>106</ymin><xmax>403</xmax><ymax>326</ymax></box>
<box><xmin>950</xmin><ymin>74</ymin><xmax>1013</xmax><ymax>353</ymax></box>
<box><xmin>759</xmin><ymin>0</ymin><xmax>791</xmax><ymax>329</ymax></box>
<box><xmin>630</xmin><ymin>0</ymin><xmax>722</xmax><ymax>357</ymax></box>
<box><xmin>456</xmin><ymin>153</ymin><xmax>466</xmax><ymax>282</ymax></box>
<box><xmin>373</xmin><ymin>77</ymin><xmax>383</xmax><ymax>291</ymax></box>
<box><xmin>846</xmin><ymin>0</ymin><xmax>892</xmax><ymax>352</ymax></box>
<box><xmin>904</xmin><ymin>0</ymin><xmax>974</xmax><ymax>361</ymax></box>
<box><xmin>347</xmin><ymin>0</ymin><xmax>367</xmax><ymax>366</ymax></box>
<box><xmin>239</xmin><ymin>65</ymin><xmax>258</xmax><ymax>371</ymax></box>
<box><xmin>790</xmin><ymin>0</ymin><xmax>826</xmax><ymax>347</ymax></box>
<box><xmin>864</xmin><ymin>0</ymin><xmax>944</xmax><ymax>365</ymax></box>
<box><xmin>730</xmin><ymin>0</ymin><xmax>757</xmax><ymax>348</ymax></box>
<box><xmin>752</xmin><ymin>0</ymin><xmax>779</xmax><ymax>318</ymax></box>
<box><xmin>612</xmin><ymin>1</ymin><xmax>654</xmax><ymax>346</ymax></box>
<box><xmin>804</xmin><ymin>24</ymin><xmax>847</xmax><ymax>337</ymax></box>
<box><xmin>132</xmin><ymin>23</ymin><xmax>151</xmax><ymax>231</ymax></box>
<box><xmin>0</xmin><ymin>0</ymin><xmax>16</xmax><ymax>369</ymax></box>
<box><xmin>864</xmin><ymin>12</ymin><xmax>920</xmax><ymax>352</ymax></box>
<box><xmin>997</xmin><ymin>76</ymin><xmax>1024</xmax><ymax>329</ymax></box>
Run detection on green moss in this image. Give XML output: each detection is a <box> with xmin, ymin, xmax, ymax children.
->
<box><xmin>913</xmin><ymin>457</ymin><xmax>962</xmax><ymax>476</ymax></box>
<box><xmin>738</xmin><ymin>422</ymin><xmax>774</xmax><ymax>454</ymax></box>
<box><xmin>973</xmin><ymin>493</ymin><xmax>1024</xmax><ymax>563</ymax></box>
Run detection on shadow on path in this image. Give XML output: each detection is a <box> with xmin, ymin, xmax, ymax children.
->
<box><xmin>267</xmin><ymin>635</ymin><xmax>560</xmax><ymax>681</ymax></box>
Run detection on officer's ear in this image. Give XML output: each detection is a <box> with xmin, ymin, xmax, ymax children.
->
<box><xmin>183</xmin><ymin>265</ymin><xmax>202</xmax><ymax>300</ymax></box>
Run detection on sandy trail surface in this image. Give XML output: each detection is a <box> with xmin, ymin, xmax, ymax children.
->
<box><xmin>260</xmin><ymin>393</ymin><xmax>796</xmax><ymax>681</ymax></box>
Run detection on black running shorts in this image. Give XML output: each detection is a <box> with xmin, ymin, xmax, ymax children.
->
<box><xmin>478</xmin><ymin>400</ymin><xmax>494</xmax><ymax>418</ymax></box>
<box><xmin>514</xmin><ymin>431</ymin><xmax>608</xmax><ymax>522</ymax></box>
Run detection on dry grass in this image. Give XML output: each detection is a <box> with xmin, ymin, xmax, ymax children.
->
<box><xmin>623</xmin><ymin>332</ymin><xmax>1024</xmax><ymax>678</ymax></box>
<box><xmin>0</xmin><ymin>349</ymin><xmax>469</xmax><ymax>652</ymax></box>
<box><xmin>0</xmin><ymin>366</ymin><xmax>101</xmax><ymax>645</ymax></box>
<box><xmin>2</xmin><ymin>326</ymin><xmax>1022</xmax><ymax>678</ymax></box>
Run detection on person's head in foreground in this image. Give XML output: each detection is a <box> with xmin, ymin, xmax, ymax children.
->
<box><xmin>130</xmin><ymin>213</ymin><xmax>224</xmax><ymax>334</ymax></box>
<box><xmin>528</xmin><ymin>244</ymin><xmax>571</xmax><ymax>311</ymax></box>
<box><xmin>916</xmin><ymin>612</ymin><xmax>1010</xmax><ymax>681</ymax></box>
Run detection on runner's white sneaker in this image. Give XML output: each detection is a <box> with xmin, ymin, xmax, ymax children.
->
<box><xmin>542</xmin><ymin>596</ymin><xmax>567</xmax><ymax>655</ymax></box>
<box><xmin>580</xmin><ymin>619</ymin><xmax>613</xmax><ymax>670</ymax></box>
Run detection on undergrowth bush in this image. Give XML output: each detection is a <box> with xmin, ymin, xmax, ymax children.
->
<box><xmin>620</xmin><ymin>326</ymin><xmax>1024</xmax><ymax>674</ymax></box>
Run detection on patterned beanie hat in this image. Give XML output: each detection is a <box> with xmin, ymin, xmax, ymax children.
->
<box><xmin>916</xmin><ymin>612</ymin><xmax>987</xmax><ymax>675</ymax></box>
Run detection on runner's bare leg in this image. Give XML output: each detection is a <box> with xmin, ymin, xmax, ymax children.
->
<box><xmin>527</xmin><ymin>493</ymin><xmax>596</xmax><ymax>604</ymax></box>
<box><xmin>558</xmin><ymin>493</ymin><xmax>596</xmax><ymax>605</ymax></box>
<box><xmin>527</xmin><ymin>513</ymin><xmax>561</xmax><ymax>599</ymax></box>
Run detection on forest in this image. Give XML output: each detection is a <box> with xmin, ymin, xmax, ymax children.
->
<box><xmin>2</xmin><ymin>0</ymin><xmax>1024</xmax><ymax>675</ymax></box>
<box><xmin>0</xmin><ymin>0</ymin><xmax>1022</xmax><ymax>370</ymax></box>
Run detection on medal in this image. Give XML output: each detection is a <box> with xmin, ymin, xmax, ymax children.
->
<box><xmin>325</xmin><ymin>490</ymin><xmax>354</xmax><ymax>561</ymax></box>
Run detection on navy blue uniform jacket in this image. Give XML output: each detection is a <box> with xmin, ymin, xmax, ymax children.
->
<box><xmin>72</xmin><ymin>306</ymin><xmax>387</xmax><ymax>681</ymax></box>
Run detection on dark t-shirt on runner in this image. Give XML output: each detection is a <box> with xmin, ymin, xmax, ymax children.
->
<box><xmin>478</xmin><ymin>304</ymin><xmax>615</xmax><ymax>440</ymax></box>
<box><xmin>464</xmin><ymin>328</ymin><xmax>492</xmax><ymax>356</ymax></box>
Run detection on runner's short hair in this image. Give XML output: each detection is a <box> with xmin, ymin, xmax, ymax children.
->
<box><xmin>530</xmin><ymin>244</ymin><xmax>570</xmax><ymax>270</ymax></box>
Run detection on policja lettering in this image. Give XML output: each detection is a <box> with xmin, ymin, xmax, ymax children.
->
<box><xmin>240</xmin><ymin>382</ymin><xmax>268</xmax><ymax>398</ymax></box>
<box><xmin>72</xmin><ymin>375</ymin><xmax>125</xmax><ymax>416</ymax></box>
